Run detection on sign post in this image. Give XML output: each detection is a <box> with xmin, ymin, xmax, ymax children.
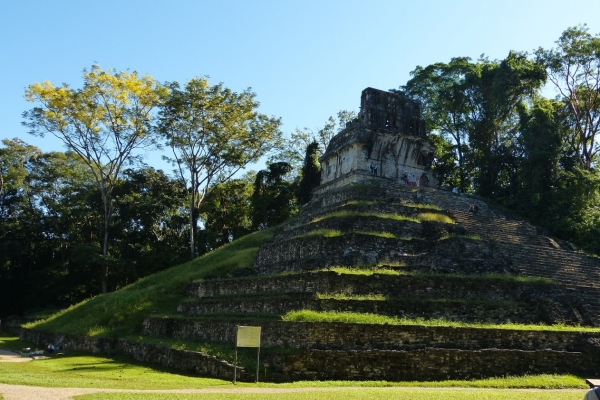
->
<box><xmin>233</xmin><ymin>326</ymin><xmax>261</xmax><ymax>383</ymax></box>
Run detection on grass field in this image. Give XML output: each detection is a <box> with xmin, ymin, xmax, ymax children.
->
<box><xmin>72</xmin><ymin>390</ymin><xmax>587</xmax><ymax>400</ymax></box>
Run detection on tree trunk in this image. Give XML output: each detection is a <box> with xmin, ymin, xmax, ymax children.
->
<box><xmin>100</xmin><ymin>193</ymin><xmax>111</xmax><ymax>294</ymax></box>
<box><xmin>189</xmin><ymin>192</ymin><xmax>195</xmax><ymax>259</ymax></box>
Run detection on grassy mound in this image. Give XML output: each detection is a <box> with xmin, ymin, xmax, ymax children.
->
<box><xmin>25</xmin><ymin>228</ymin><xmax>275</xmax><ymax>337</ymax></box>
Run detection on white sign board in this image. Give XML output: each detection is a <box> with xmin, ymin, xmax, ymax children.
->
<box><xmin>236</xmin><ymin>326</ymin><xmax>261</xmax><ymax>348</ymax></box>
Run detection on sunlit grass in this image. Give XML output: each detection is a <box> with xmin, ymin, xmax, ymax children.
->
<box><xmin>312</xmin><ymin>211</ymin><xmax>419</xmax><ymax>223</ymax></box>
<box><xmin>316</xmin><ymin>292</ymin><xmax>387</xmax><ymax>301</ymax></box>
<box><xmin>74</xmin><ymin>388</ymin><xmax>588</xmax><ymax>400</ymax></box>
<box><xmin>353</xmin><ymin>230</ymin><xmax>398</xmax><ymax>239</ymax></box>
<box><xmin>409</xmin><ymin>271</ymin><xmax>554</xmax><ymax>284</ymax></box>
<box><xmin>405</xmin><ymin>203</ymin><xmax>442</xmax><ymax>210</ymax></box>
<box><xmin>320</xmin><ymin>266</ymin><xmax>400</xmax><ymax>276</ymax></box>
<box><xmin>342</xmin><ymin>200</ymin><xmax>375</xmax><ymax>207</ymax></box>
<box><xmin>417</xmin><ymin>212</ymin><xmax>454</xmax><ymax>223</ymax></box>
<box><xmin>440</xmin><ymin>234</ymin><xmax>482</xmax><ymax>241</ymax></box>
<box><xmin>296</xmin><ymin>229</ymin><xmax>344</xmax><ymax>238</ymax></box>
<box><xmin>282</xmin><ymin>310</ymin><xmax>600</xmax><ymax>331</ymax></box>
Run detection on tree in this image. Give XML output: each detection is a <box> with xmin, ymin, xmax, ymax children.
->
<box><xmin>466</xmin><ymin>52</ymin><xmax>546</xmax><ymax>198</ymax></box>
<box><xmin>403</xmin><ymin>53</ymin><xmax>546</xmax><ymax>198</ymax></box>
<box><xmin>275</xmin><ymin>110</ymin><xmax>357</xmax><ymax>173</ymax></box>
<box><xmin>537</xmin><ymin>25</ymin><xmax>600</xmax><ymax>170</ymax></box>
<box><xmin>110</xmin><ymin>167</ymin><xmax>188</xmax><ymax>286</ymax></box>
<box><xmin>158</xmin><ymin>77</ymin><xmax>281</xmax><ymax>258</ymax></box>
<box><xmin>403</xmin><ymin>57</ymin><xmax>475</xmax><ymax>191</ymax></box>
<box><xmin>23</xmin><ymin>65</ymin><xmax>165</xmax><ymax>293</ymax></box>
<box><xmin>0</xmin><ymin>141</ymin><xmax>103</xmax><ymax>316</ymax></box>
<box><xmin>199</xmin><ymin>178</ymin><xmax>253</xmax><ymax>247</ymax></box>
<box><xmin>251</xmin><ymin>162</ymin><xmax>297</xmax><ymax>229</ymax></box>
<box><xmin>516</xmin><ymin>97</ymin><xmax>566</xmax><ymax>218</ymax></box>
<box><xmin>296</xmin><ymin>141</ymin><xmax>321</xmax><ymax>204</ymax></box>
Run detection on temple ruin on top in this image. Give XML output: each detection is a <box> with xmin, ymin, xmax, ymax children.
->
<box><xmin>317</xmin><ymin>87</ymin><xmax>437</xmax><ymax>193</ymax></box>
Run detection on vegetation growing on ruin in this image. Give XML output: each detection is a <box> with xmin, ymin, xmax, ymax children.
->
<box><xmin>416</xmin><ymin>212</ymin><xmax>455</xmax><ymax>223</ymax></box>
<box><xmin>283</xmin><ymin>310</ymin><xmax>600</xmax><ymax>331</ymax></box>
<box><xmin>320</xmin><ymin>267</ymin><xmax>401</xmax><ymax>276</ymax></box>
<box><xmin>296</xmin><ymin>229</ymin><xmax>344</xmax><ymax>238</ymax></box>
<box><xmin>315</xmin><ymin>293</ymin><xmax>388</xmax><ymax>301</ymax></box>
<box><xmin>405</xmin><ymin>203</ymin><xmax>442</xmax><ymax>210</ymax></box>
<box><xmin>312</xmin><ymin>211</ymin><xmax>419</xmax><ymax>223</ymax></box>
<box><xmin>352</xmin><ymin>230</ymin><xmax>399</xmax><ymax>239</ymax></box>
<box><xmin>439</xmin><ymin>234</ymin><xmax>482</xmax><ymax>241</ymax></box>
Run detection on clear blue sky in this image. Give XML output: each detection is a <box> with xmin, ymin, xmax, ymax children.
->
<box><xmin>2</xmin><ymin>0</ymin><xmax>600</xmax><ymax>172</ymax></box>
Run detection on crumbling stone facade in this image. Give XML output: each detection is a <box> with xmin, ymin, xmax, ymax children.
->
<box><xmin>318</xmin><ymin>88</ymin><xmax>437</xmax><ymax>193</ymax></box>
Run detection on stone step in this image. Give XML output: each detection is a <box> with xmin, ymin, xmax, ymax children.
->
<box><xmin>143</xmin><ymin>316</ymin><xmax>600</xmax><ymax>352</ymax></box>
<box><xmin>274</xmin><ymin>212</ymin><xmax>426</xmax><ymax>242</ymax></box>
<box><xmin>177</xmin><ymin>294</ymin><xmax>545</xmax><ymax>324</ymax></box>
<box><xmin>276</xmin><ymin>347</ymin><xmax>597</xmax><ymax>381</ymax></box>
<box><xmin>254</xmin><ymin>233</ymin><xmax>507</xmax><ymax>275</ymax></box>
<box><xmin>187</xmin><ymin>271</ymin><xmax>555</xmax><ymax>302</ymax></box>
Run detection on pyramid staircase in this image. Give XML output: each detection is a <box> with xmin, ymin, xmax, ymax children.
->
<box><xmin>142</xmin><ymin>181</ymin><xmax>600</xmax><ymax>381</ymax></box>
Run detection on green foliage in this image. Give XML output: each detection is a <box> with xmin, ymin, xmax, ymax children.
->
<box><xmin>251</xmin><ymin>162</ymin><xmax>298</xmax><ymax>229</ymax></box>
<box><xmin>274</xmin><ymin>110</ymin><xmax>356</xmax><ymax>173</ymax></box>
<box><xmin>0</xmin><ymin>143</ymin><xmax>192</xmax><ymax>317</ymax></box>
<box><xmin>23</xmin><ymin>65</ymin><xmax>166</xmax><ymax>293</ymax></box>
<box><xmin>158</xmin><ymin>77</ymin><xmax>282</xmax><ymax>258</ymax></box>
<box><xmin>199</xmin><ymin>178</ymin><xmax>254</xmax><ymax>247</ymax></box>
<box><xmin>24</xmin><ymin>228</ymin><xmax>275</xmax><ymax>336</ymax></box>
<box><xmin>296</xmin><ymin>141</ymin><xmax>321</xmax><ymax>204</ymax></box>
<box><xmin>537</xmin><ymin>24</ymin><xmax>600</xmax><ymax>171</ymax></box>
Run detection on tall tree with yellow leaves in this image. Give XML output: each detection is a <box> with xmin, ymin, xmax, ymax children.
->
<box><xmin>23</xmin><ymin>65</ymin><xmax>166</xmax><ymax>293</ymax></box>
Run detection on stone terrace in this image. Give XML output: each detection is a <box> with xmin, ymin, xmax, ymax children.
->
<box><xmin>138</xmin><ymin>182</ymin><xmax>600</xmax><ymax>381</ymax></box>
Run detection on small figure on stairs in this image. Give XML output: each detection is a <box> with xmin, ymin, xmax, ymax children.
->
<box><xmin>468</xmin><ymin>204</ymin><xmax>479</xmax><ymax>214</ymax></box>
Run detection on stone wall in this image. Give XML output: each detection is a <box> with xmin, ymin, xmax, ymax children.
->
<box><xmin>177</xmin><ymin>296</ymin><xmax>539</xmax><ymax>324</ymax></box>
<box><xmin>254</xmin><ymin>233</ymin><xmax>514</xmax><ymax>275</ymax></box>
<box><xmin>19</xmin><ymin>328</ymin><xmax>251</xmax><ymax>382</ymax></box>
<box><xmin>319</xmin><ymin>133</ymin><xmax>435</xmax><ymax>188</ymax></box>
<box><xmin>19</xmin><ymin>325</ymin><xmax>600</xmax><ymax>382</ymax></box>
<box><xmin>188</xmin><ymin>271</ymin><xmax>551</xmax><ymax>302</ymax></box>
<box><xmin>279</xmin><ymin>348</ymin><xmax>597</xmax><ymax>381</ymax></box>
<box><xmin>142</xmin><ymin>318</ymin><xmax>600</xmax><ymax>352</ymax></box>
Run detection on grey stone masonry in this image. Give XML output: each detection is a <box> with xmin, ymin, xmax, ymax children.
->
<box><xmin>318</xmin><ymin>88</ymin><xmax>437</xmax><ymax>192</ymax></box>
<box><xmin>143</xmin><ymin>317</ymin><xmax>600</xmax><ymax>353</ymax></box>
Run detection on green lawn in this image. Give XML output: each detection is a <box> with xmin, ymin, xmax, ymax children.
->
<box><xmin>0</xmin><ymin>333</ymin><xmax>590</xmax><ymax>400</ymax></box>
<box><xmin>0</xmin><ymin>333</ymin><xmax>587</xmax><ymax>391</ymax></box>
<box><xmin>74</xmin><ymin>389</ymin><xmax>587</xmax><ymax>400</ymax></box>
